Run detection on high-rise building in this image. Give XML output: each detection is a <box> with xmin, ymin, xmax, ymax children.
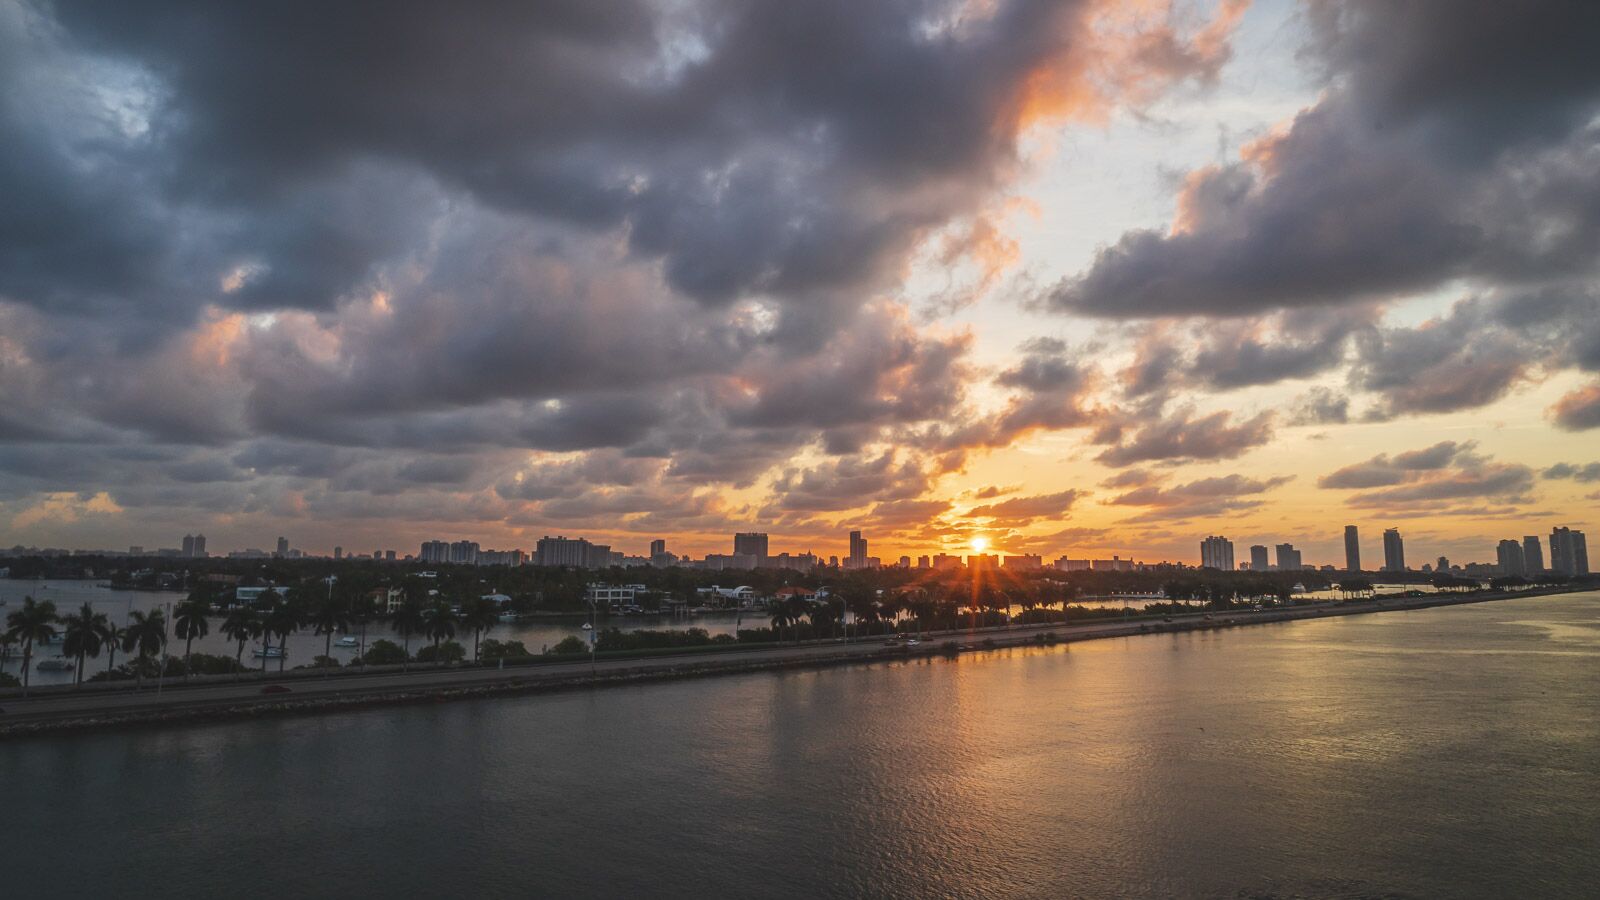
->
<box><xmin>733</xmin><ymin>532</ymin><xmax>769</xmax><ymax>558</ymax></box>
<box><xmin>848</xmin><ymin>530</ymin><xmax>867</xmax><ymax>568</ymax></box>
<box><xmin>1496</xmin><ymin>540</ymin><xmax>1525</xmax><ymax>576</ymax></box>
<box><xmin>182</xmin><ymin>534</ymin><xmax>196</xmax><ymax>558</ymax></box>
<box><xmin>1436</xmin><ymin>556</ymin><xmax>1450</xmax><ymax>572</ymax></box>
<box><xmin>1383</xmin><ymin>528</ymin><xmax>1405</xmax><ymax>572</ymax></box>
<box><xmin>334</xmin><ymin>546</ymin><xmax>343</xmax><ymax>560</ymax></box>
<box><xmin>1550</xmin><ymin>527</ymin><xmax>1590</xmax><ymax>576</ymax></box>
<box><xmin>385</xmin><ymin>550</ymin><xmax>396</xmax><ymax>561</ymax></box>
<box><xmin>536</xmin><ymin>535</ymin><xmax>592</xmax><ymax>567</ymax></box>
<box><xmin>1523</xmin><ymin>536</ymin><xmax>1545</xmax><ymax>574</ymax></box>
<box><xmin>1200</xmin><ymin>535</ymin><xmax>1234</xmax><ymax>571</ymax></box>
<box><xmin>1275</xmin><ymin>543</ymin><xmax>1302</xmax><ymax>571</ymax></box>
<box><xmin>1344</xmin><ymin>525</ymin><xmax>1361</xmax><ymax>571</ymax></box>
<box><xmin>276</xmin><ymin>536</ymin><xmax>289</xmax><ymax>558</ymax></box>
<box><xmin>1250</xmin><ymin>545</ymin><xmax>1270</xmax><ymax>572</ymax></box>
<box><xmin>917</xmin><ymin>555</ymin><xmax>930</xmax><ymax>569</ymax></box>
<box><xmin>420</xmin><ymin>540</ymin><xmax>449</xmax><ymax>563</ymax></box>
<box><xmin>193</xmin><ymin>534</ymin><xmax>206</xmax><ymax>558</ymax></box>
<box><xmin>650</xmin><ymin>539</ymin><xmax>666</xmax><ymax>558</ymax></box>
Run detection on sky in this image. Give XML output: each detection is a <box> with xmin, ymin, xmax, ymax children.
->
<box><xmin>2</xmin><ymin>0</ymin><xmax>1598</xmax><ymax>566</ymax></box>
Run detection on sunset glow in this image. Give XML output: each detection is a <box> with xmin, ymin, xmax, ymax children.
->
<box><xmin>0</xmin><ymin>0</ymin><xmax>1594</xmax><ymax>569</ymax></box>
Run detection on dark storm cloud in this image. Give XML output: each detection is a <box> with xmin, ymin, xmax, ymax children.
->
<box><xmin>1043</xmin><ymin>0</ymin><xmax>1600</xmax><ymax>319</ymax></box>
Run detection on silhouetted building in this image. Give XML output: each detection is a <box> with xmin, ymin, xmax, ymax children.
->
<box><xmin>650</xmin><ymin>539</ymin><xmax>666</xmax><ymax>558</ymax></box>
<box><xmin>449</xmin><ymin>540</ymin><xmax>480</xmax><ymax>565</ymax></box>
<box><xmin>1200</xmin><ymin>535</ymin><xmax>1234</xmax><ymax>571</ymax></box>
<box><xmin>733</xmin><ymin>532</ymin><xmax>769</xmax><ymax>558</ymax></box>
<box><xmin>1005</xmin><ymin>554</ymin><xmax>1042</xmax><ymax>571</ymax></box>
<box><xmin>1497</xmin><ymin>540</ymin><xmax>1525</xmax><ymax>576</ymax></box>
<box><xmin>1250</xmin><ymin>545</ymin><xmax>1270</xmax><ymax>572</ymax></box>
<box><xmin>1383</xmin><ymin>528</ymin><xmax>1405</xmax><ymax>572</ymax></box>
<box><xmin>1344</xmin><ymin>525</ymin><xmax>1361</xmax><ymax>571</ymax></box>
<box><xmin>1275</xmin><ymin>543</ymin><xmax>1302</xmax><ymax>571</ymax></box>
<box><xmin>276</xmin><ymin>536</ymin><xmax>289</xmax><ymax>558</ymax></box>
<box><xmin>420</xmin><ymin>540</ymin><xmax>449</xmax><ymax>563</ymax></box>
<box><xmin>1550</xmin><ymin>527</ymin><xmax>1590</xmax><ymax>576</ymax></box>
<box><xmin>847</xmin><ymin>530</ymin><xmax>868</xmax><ymax>569</ymax></box>
<box><xmin>1523</xmin><ymin>536</ymin><xmax>1545</xmax><ymax>574</ymax></box>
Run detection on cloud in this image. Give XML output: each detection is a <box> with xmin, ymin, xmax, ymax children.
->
<box><xmin>1040</xmin><ymin>1</ymin><xmax>1600</xmax><ymax>319</ymax></box>
<box><xmin>1318</xmin><ymin>440</ymin><xmax>1474</xmax><ymax>489</ymax></box>
<box><xmin>1542</xmin><ymin>461</ymin><xmax>1600</xmax><ymax>483</ymax></box>
<box><xmin>1288</xmin><ymin>387</ymin><xmax>1350</xmax><ymax>426</ymax></box>
<box><xmin>1550</xmin><ymin>382</ymin><xmax>1600</xmax><ymax>430</ymax></box>
<box><xmin>1094</xmin><ymin>405</ymin><xmax>1274</xmax><ymax>467</ymax></box>
<box><xmin>965</xmin><ymin>489</ymin><xmax>1083</xmax><ymax>526</ymax></box>
<box><xmin>1319</xmin><ymin>441</ymin><xmax>1533</xmax><ymax>510</ymax></box>
<box><xmin>1110</xmin><ymin>473</ymin><xmax>1292</xmax><ymax>521</ymax></box>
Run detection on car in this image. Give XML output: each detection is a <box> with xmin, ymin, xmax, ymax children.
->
<box><xmin>904</xmin><ymin>639</ymin><xmax>920</xmax><ymax>646</ymax></box>
<box><xmin>1162</xmin><ymin>616</ymin><xmax>1174</xmax><ymax>623</ymax></box>
<box><xmin>1251</xmin><ymin>604</ymin><xmax>1263</xmax><ymax>611</ymax></box>
<box><xmin>260</xmin><ymin>684</ymin><xmax>293</xmax><ymax>695</ymax></box>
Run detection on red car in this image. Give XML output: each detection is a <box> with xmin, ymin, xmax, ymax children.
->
<box><xmin>260</xmin><ymin>684</ymin><xmax>293</xmax><ymax>695</ymax></box>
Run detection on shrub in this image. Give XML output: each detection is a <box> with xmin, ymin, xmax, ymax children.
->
<box><xmin>548</xmin><ymin>636</ymin><xmax>588</xmax><ymax>655</ymax></box>
<box><xmin>416</xmin><ymin>641</ymin><xmax>465</xmax><ymax>663</ymax></box>
<box><xmin>0</xmin><ymin>671</ymin><xmax>19</xmax><ymax>688</ymax></box>
<box><xmin>361</xmin><ymin>639</ymin><xmax>408</xmax><ymax>665</ymax></box>
<box><xmin>480</xmin><ymin>639</ymin><xmax>532</xmax><ymax>659</ymax></box>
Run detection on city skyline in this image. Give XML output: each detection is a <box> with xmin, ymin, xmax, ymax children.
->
<box><xmin>2</xmin><ymin>2</ymin><xmax>1599</xmax><ymax>570</ymax></box>
<box><xmin>11</xmin><ymin>521</ymin><xmax>1588</xmax><ymax>578</ymax></box>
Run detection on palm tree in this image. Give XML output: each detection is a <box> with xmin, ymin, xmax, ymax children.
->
<box><xmin>122</xmin><ymin>608</ymin><xmax>168</xmax><ymax>689</ymax></box>
<box><xmin>390</xmin><ymin>595</ymin><xmax>426</xmax><ymax>669</ymax></box>
<box><xmin>421</xmin><ymin>601</ymin><xmax>458</xmax><ymax>662</ymax></box>
<box><xmin>102</xmin><ymin>622</ymin><xmax>127</xmax><ymax>680</ymax></box>
<box><xmin>459</xmin><ymin>596</ymin><xmax>500</xmax><ymax>662</ymax></box>
<box><xmin>262</xmin><ymin>598</ymin><xmax>302</xmax><ymax>673</ymax></box>
<box><xmin>784</xmin><ymin>594</ymin><xmax>810</xmax><ymax>643</ymax></box>
<box><xmin>219</xmin><ymin>607</ymin><xmax>258</xmax><ymax>675</ymax></box>
<box><xmin>4</xmin><ymin>595</ymin><xmax>59</xmax><ymax>696</ymax></box>
<box><xmin>61</xmin><ymin>603</ymin><xmax>110</xmax><ymax>687</ymax></box>
<box><xmin>309</xmin><ymin>590</ymin><xmax>352</xmax><ymax>664</ymax></box>
<box><xmin>173</xmin><ymin>598</ymin><xmax>211</xmax><ymax>679</ymax></box>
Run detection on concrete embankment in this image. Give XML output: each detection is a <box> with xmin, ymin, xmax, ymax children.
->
<box><xmin>0</xmin><ymin>587</ymin><xmax>1582</xmax><ymax>737</ymax></box>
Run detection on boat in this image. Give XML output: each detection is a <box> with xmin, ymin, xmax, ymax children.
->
<box><xmin>36</xmin><ymin>657</ymin><xmax>75</xmax><ymax>672</ymax></box>
<box><xmin>334</xmin><ymin>636</ymin><xmax>359</xmax><ymax>648</ymax></box>
<box><xmin>253</xmin><ymin>646</ymin><xmax>288</xmax><ymax>659</ymax></box>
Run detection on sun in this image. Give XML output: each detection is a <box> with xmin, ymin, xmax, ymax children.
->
<box><xmin>970</xmin><ymin>536</ymin><xmax>989</xmax><ymax>553</ymax></box>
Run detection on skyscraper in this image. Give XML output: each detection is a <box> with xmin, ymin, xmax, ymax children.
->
<box><xmin>1344</xmin><ymin>525</ymin><xmax>1361</xmax><ymax>571</ymax></box>
<box><xmin>650</xmin><ymin>539</ymin><xmax>666</xmax><ymax>558</ymax></box>
<box><xmin>1200</xmin><ymin>535</ymin><xmax>1234</xmax><ymax>571</ymax></box>
<box><xmin>1496</xmin><ymin>539</ymin><xmax>1525</xmax><ymax>576</ymax></box>
<box><xmin>1550</xmin><ymin>527</ymin><xmax>1590</xmax><ymax>576</ymax></box>
<box><xmin>182</xmin><ymin>534</ymin><xmax>196</xmax><ymax>558</ymax></box>
<box><xmin>848</xmin><ymin>530</ymin><xmax>867</xmax><ymax>568</ymax></box>
<box><xmin>1523</xmin><ymin>536</ymin><xmax>1545</xmax><ymax>574</ymax></box>
<box><xmin>192</xmin><ymin>534</ymin><xmax>206</xmax><ymax>558</ymax></box>
<box><xmin>1274</xmin><ymin>543</ymin><xmax>1302</xmax><ymax>571</ymax></box>
<box><xmin>1383</xmin><ymin>528</ymin><xmax>1405</xmax><ymax>572</ymax></box>
<box><xmin>420</xmin><ymin>540</ymin><xmax>449</xmax><ymax>563</ymax></box>
<box><xmin>276</xmin><ymin>536</ymin><xmax>289</xmax><ymax>558</ymax></box>
<box><xmin>1250</xmin><ymin>544</ymin><xmax>1270</xmax><ymax>571</ymax></box>
<box><xmin>734</xmin><ymin>532</ymin><xmax>769</xmax><ymax>558</ymax></box>
<box><xmin>334</xmin><ymin>546</ymin><xmax>343</xmax><ymax>560</ymax></box>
